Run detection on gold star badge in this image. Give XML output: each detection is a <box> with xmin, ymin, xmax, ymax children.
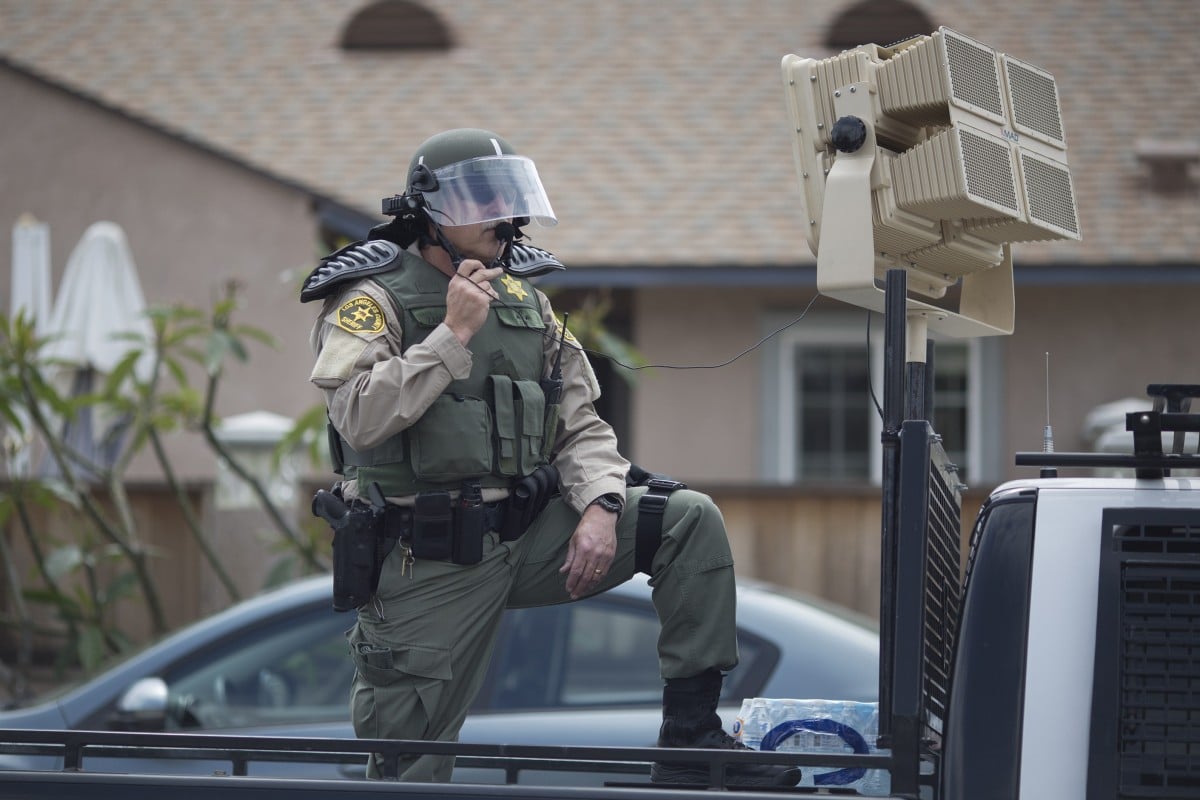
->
<box><xmin>336</xmin><ymin>296</ymin><xmax>384</xmax><ymax>334</ymax></box>
<box><xmin>500</xmin><ymin>273</ymin><xmax>528</xmax><ymax>300</ymax></box>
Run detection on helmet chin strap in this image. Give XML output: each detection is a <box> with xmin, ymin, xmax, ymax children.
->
<box><xmin>491</xmin><ymin>222</ymin><xmax>516</xmax><ymax>269</ymax></box>
<box><xmin>428</xmin><ymin>219</ymin><xmax>465</xmax><ymax>268</ymax></box>
<box><xmin>427</xmin><ymin>215</ymin><xmax>513</xmax><ymax>270</ymax></box>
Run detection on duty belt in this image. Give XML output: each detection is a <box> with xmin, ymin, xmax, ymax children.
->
<box><xmin>375</xmin><ymin>500</ymin><xmax>511</xmax><ymax>540</ymax></box>
<box><xmin>373</xmin><ymin>497</ymin><xmax>511</xmax><ymax>565</ymax></box>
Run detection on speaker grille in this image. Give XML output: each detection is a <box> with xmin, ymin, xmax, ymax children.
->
<box><xmin>876</xmin><ymin>29</ymin><xmax>1007</xmax><ymax>129</ymax></box>
<box><xmin>1005</xmin><ymin>57</ymin><xmax>1065</xmax><ymax>146</ymax></box>
<box><xmin>961</xmin><ymin>128</ymin><xmax>1020</xmax><ymax>214</ymax></box>
<box><xmin>1020</xmin><ymin>152</ymin><xmax>1080</xmax><ymax>237</ymax></box>
<box><xmin>944</xmin><ymin>30</ymin><xmax>1005</xmax><ymax>122</ymax></box>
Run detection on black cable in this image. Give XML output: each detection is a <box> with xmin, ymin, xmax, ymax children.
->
<box><xmin>418</xmin><ymin>191</ymin><xmax>822</xmax><ymax>373</ymax></box>
<box><xmin>866</xmin><ymin>310</ymin><xmax>884</xmax><ymax>420</ymax></box>
<box><xmin>465</xmin><ymin>272</ymin><xmax>821</xmax><ymax>373</ymax></box>
<box><xmin>610</xmin><ymin>291</ymin><xmax>821</xmax><ymax>373</ymax></box>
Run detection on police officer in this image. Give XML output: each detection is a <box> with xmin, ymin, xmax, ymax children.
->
<box><xmin>305</xmin><ymin>128</ymin><xmax>799</xmax><ymax>788</ymax></box>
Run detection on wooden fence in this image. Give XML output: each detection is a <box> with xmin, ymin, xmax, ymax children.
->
<box><xmin>706</xmin><ymin>484</ymin><xmax>986</xmax><ymax>619</ymax></box>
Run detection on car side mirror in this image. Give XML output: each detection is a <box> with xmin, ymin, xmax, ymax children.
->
<box><xmin>110</xmin><ymin>677</ymin><xmax>169</xmax><ymax>731</ymax></box>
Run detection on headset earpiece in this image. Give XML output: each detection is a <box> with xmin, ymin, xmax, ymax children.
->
<box><xmin>408</xmin><ymin>163</ymin><xmax>439</xmax><ymax>193</ymax></box>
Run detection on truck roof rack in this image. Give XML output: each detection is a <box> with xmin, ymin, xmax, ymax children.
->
<box><xmin>1016</xmin><ymin>384</ymin><xmax>1200</xmax><ymax>478</ymax></box>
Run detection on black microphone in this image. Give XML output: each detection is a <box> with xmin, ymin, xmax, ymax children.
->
<box><xmin>494</xmin><ymin>221</ymin><xmax>516</xmax><ymax>243</ymax></box>
<box><xmin>489</xmin><ymin>221</ymin><xmax>516</xmax><ymax>271</ymax></box>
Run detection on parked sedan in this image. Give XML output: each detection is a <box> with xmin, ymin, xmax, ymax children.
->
<box><xmin>0</xmin><ymin>574</ymin><xmax>878</xmax><ymax>782</ymax></box>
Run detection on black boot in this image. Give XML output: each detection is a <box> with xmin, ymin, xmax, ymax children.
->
<box><xmin>651</xmin><ymin>669</ymin><xmax>801</xmax><ymax>787</ymax></box>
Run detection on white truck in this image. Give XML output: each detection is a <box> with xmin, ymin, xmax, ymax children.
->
<box><xmin>959</xmin><ymin>400</ymin><xmax>1200</xmax><ymax>800</ymax></box>
<box><xmin>864</xmin><ymin>373</ymin><xmax>1200</xmax><ymax>800</ymax></box>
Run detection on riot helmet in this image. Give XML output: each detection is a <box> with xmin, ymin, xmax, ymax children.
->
<box><xmin>405</xmin><ymin>128</ymin><xmax>557</xmax><ymax>229</ymax></box>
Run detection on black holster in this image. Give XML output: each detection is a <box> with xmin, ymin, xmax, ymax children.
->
<box><xmin>501</xmin><ymin>464</ymin><xmax>559</xmax><ymax>541</ymax></box>
<box><xmin>314</xmin><ymin>487</ymin><xmax>396</xmax><ymax>612</ymax></box>
<box><xmin>626</xmin><ymin>464</ymin><xmax>687</xmax><ymax>575</ymax></box>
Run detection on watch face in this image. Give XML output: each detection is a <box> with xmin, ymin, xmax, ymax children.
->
<box><xmin>593</xmin><ymin>494</ymin><xmax>622</xmax><ymax>513</ymax></box>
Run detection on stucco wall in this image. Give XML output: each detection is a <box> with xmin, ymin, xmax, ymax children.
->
<box><xmin>1</xmin><ymin>66</ymin><xmax>325</xmax><ymax>482</ymax></box>
<box><xmin>1005</xmin><ymin>283</ymin><xmax>1200</xmax><ymax>464</ymax></box>
<box><xmin>631</xmin><ymin>279</ymin><xmax>1200</xmax><ymax>490</ymax></box>
<box><xmin>629</xmin><ymin>284</ymin><xmax>781</xmax><ymax>481</ymax></box>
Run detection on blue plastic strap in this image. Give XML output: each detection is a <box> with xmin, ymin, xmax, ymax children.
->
<box><xmin>758</xmin><ymin>717</ymin><xmax>870</xmax><ymax>786</ymax></box>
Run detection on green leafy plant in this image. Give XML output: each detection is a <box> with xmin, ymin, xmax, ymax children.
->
<box><xmin>0</xmin><ymin>284</ymin><xmax>329</xmax><ymax>690</ymax></box>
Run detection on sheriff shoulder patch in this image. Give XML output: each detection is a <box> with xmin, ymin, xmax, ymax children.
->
<box><xmin>336</xmin><ymin>296</ymin><xmax>385</xmax><ymax>335</ymax></box>
<box><xmin>554</xmin><ymin>316</ymin><xmax>580</xmax><ymax>346</ymax></box>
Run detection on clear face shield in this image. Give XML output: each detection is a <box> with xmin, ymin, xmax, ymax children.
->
<box><xmin>420</xmin><ymin>155</ymin><xmax>557</xmax><ymax>229</ymax></box>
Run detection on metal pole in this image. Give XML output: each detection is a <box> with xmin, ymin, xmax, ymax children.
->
<box><xmin>879</xmin><ymin>269</ymin><xmax>906</xmax><ymax>741</ymax></box>
<box><xmin>904</xmin><ymin>313</ymin><xmax>928</xmax><ymax>422</ymax></box>
<box><xmin>924</xmin><ymin>339</ymin><xmax>936</xmax><ymax>425</ymax></box>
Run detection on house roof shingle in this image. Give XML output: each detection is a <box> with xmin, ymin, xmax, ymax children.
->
<box><xmin>2</xmin><ymin>0</ymin><xmax>1197</xmax><ymax>268</ymax></box>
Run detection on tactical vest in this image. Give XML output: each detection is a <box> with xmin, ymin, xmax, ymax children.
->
<box><xmin>335</xmin><ymin>251</ymin><xmax>551</xmax><ymax>497</ymax></box>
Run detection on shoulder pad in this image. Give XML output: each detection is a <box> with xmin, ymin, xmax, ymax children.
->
<box><xmin>505</xmin><ymin>243</ymin><xmax>566</xmax><ymax>279</ymax></box>
<box><xmin>300</xmin><ymin>239</ymin><xmax>403</xmax><ymax>303</ymax></box>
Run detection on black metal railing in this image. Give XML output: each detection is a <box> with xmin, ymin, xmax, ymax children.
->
<box><xmin>0</xmin><ymin>727</ymin><xmax>895</xmax><ymax>794</ymax></box>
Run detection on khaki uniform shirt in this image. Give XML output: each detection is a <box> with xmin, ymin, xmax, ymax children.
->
<box><xmin>309</xmin><ymin>251</ymin><xmax>629</xmax><ymax>514</ymax></box>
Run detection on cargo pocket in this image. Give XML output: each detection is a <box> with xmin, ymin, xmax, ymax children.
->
<box><xmin>409</xmin><ymin>305</ymin><xmax>446</xmax><ymax>329</ymax></box>
<box><xmin>489</xmin><ymin>375</ymin><xmax>518</xmax><ymax>476</ymax></box>
<box><xmin>513</xmin><ymin>381</ymin><xmax>545</xmax><ymax>475</ymax></box>
<box><xmin>410</xmin><ymin>394</ymin><xmax>494</xmax><ymax>481</ymax></box>
<box><xmin>495</xmin><ymin>305</ymin><xmax>546</xmax><ymax>333</ymax></box>
<box><xmin>349</xmin><ymin>628</ymin><xmax>453</xmax><ymax>741</ymax></box>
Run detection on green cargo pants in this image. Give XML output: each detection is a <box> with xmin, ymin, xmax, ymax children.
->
<box><xmin>348</xmin><ymin>486</ymin><xmax>738</xmax><ymax>781</ymax></box>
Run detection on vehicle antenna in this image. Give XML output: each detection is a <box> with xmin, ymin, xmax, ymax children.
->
<box><xmin>1042</xmin><ymin>352</ymin><xmax>1057</xmax><ymax>478</ymax></box>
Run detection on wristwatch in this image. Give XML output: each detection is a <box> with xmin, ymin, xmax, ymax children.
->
<box><xmin>588</xmin><ymin>493</ymin><xmax>624</xmax><ymax>516</ymax></box>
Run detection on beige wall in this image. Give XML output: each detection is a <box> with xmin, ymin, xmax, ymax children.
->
<box><xmin>631</xmin><ymin>279</ymin><xmax>1200</xmax><ymax>490</ymax></box>
<box><xmin>1</xmin><ymin>66</ymin><xmax>326</xmax><ymax>483</ymax></box>
<box><xmin>629</xmin><ymin>284</ymin><xmax>822</xmax><ymax>482</ymax></box>
<box><xmin>1005</xmin><ymin>284</ymin><xmax>1200</xmax><ymax>463</ymax></box>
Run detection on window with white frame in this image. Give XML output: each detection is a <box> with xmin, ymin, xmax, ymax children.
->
<box><xmin>793</xmin><ymin>345</ymin><xmax>875</xmax><ymax>480</ymax></box>
<box><xmin>762</xmin><ymin>310</ymin><xmax>998</xmax><ymax>485</ymax></box>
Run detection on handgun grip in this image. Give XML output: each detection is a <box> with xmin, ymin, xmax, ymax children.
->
<box><xmin>313</xmin><ymin>489</ymin><xmax>349</xmax><ymax>525</ymax></box>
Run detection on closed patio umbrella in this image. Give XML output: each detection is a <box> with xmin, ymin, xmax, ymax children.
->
<box><xmin>6</xmin><ymin>213</ymin><xmax>52</xmax><ymax>476</ymax></box>
<box><xmin>40</xmin><ymin>221</ymin><xmax>153</xmax><ymax>479</ymax></box>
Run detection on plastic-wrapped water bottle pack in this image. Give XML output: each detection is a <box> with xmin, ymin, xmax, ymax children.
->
<box><xmin>732</xmin><ymin>698</ymin><xmax>890</xmax><ymax>796</ymax></box>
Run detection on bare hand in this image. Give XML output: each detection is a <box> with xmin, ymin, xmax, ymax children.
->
<box><xmin>445</xmin><ymin>260</ymin><xmax>503</xmax><ymax>345</ymax></box>
<box><xmin>560</xmin><ymin>505</ymin><xmax>618</xmax><ymax>599</ymax></box>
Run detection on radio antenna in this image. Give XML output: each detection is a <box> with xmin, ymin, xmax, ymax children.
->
<box><xmin>1042</xmin><ymin>352</ymin><xmax>1057</xmax><ymax>478</ymax></box>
